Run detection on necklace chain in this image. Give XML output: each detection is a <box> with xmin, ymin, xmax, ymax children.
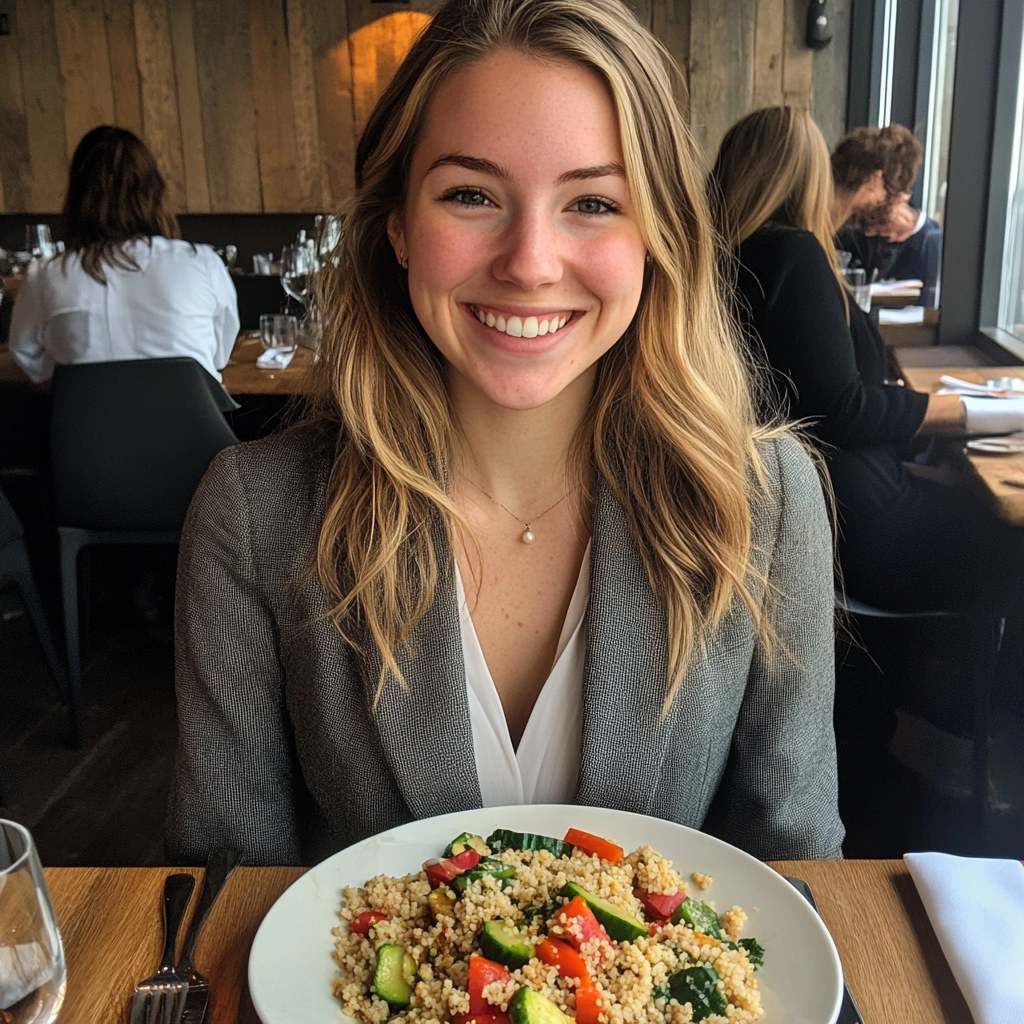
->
<box><xmin>465</xmin><ymin>479</ymin><xmax>571</xmax><ymax>545</ymax></box>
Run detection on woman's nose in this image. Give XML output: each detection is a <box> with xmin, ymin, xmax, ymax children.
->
<box><xmin>492</xmin><ymin>211</ymin><xmax>563</xmax><ymax>290</ymax></box>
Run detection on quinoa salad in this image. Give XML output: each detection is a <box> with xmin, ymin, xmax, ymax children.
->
<box><xmin>332</xmin><ymin>826</ymin><xmax>765</xmax><ymax>1024</ymax></box>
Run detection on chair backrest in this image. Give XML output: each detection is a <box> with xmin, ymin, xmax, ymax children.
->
<box><xmin>0</xmin><ymin>486</ymin><xmax>25</xmax><ymax>547</ymax></box>
<box><xmin>51</xmin><ymin>358</ymin><xmax>239</xmax><ymax>531</ymax></box>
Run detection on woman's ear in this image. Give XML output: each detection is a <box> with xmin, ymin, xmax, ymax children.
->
<box><xmin>387</xmin><ymin>211</ymin><xmax>409</xmax><ymax>269</ymax></box>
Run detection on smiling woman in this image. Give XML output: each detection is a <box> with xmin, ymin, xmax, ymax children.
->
<box><xmin>166</xmin><ymin>0</ymin><xmax>844</xmax><ymax>868</ymax></box>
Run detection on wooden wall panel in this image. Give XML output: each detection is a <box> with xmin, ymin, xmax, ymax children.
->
<box><xmin>16</xmin><ymin>0</ymin><xmax>70</xmax><ymax>212</ymax></box>
<box><xmin>192</xmin><ymin>0</ymin><xmax>262</xmax><ymax>211</ymax></box>
<box><xmin>104</xmin><ymin>0</ymin><xmax>144</xmax><ymax>136</ymax></box>
<box><xmin>167</xmin><ymin>0</ymin><xmax>211</xmax><ymax>212</ymax></box>
<box><xmin>133</xmin><ymin>0</ymin><xmax>187</xmax><ymax>211</ymax></box>
<box><xmin>284</xmin><ymin>0</ymin><xmax>326</xmax><ymax>212</ymax></box>
<box><xmin>52</xmin><ymin>0</ymin><xmax>116</xmax><ymax>159</ymax></box>
<box><xmin>0</xmin><ymin>5</ymin><xmax>32</xmax><ymax>213</ymax></box>
<box><xmin>0</xmin><ymin>0</ymin><xmax>839</xmax><ymax>214</ymax></box>
<box><xmin>249</xmin><ymin>0</ymin><xmax>300</xmax><ymax>212</ymax></box>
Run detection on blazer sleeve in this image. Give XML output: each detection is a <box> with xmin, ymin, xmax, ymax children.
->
<box><xmin>705</xmin><ymin>434</ymin><xmax>845</xmax><ymax>860</ymax></box>
<box><xmin>745</xmin><ymin>230</ymin><xmax>927</xmax><ymax>447</ymax></box>
<box><xmin>165</xmin><ymin>445</ymin><xmax>303</xmax><ymax>865</ymax></box>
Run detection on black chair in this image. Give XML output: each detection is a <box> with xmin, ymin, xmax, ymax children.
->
<box><xmin>51</xmin><ymin>358</ymin><xmax>239</xmax><ymax>745</ymax></box>
<box><xmin>836</xmin><ymin>590</ymin><xmax>1006</xmax><ymax>822</ymax></box>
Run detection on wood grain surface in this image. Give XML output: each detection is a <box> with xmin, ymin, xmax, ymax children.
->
<box><xmin>899</xmin><ymin>365</ymin><xmax>1024</xmax><ymax>526</ymax></box>
<box><xmin>0</xmin><ymin>332</ymin><xmax>313</xmax><ymax>396</ymax></box>
<box><xmin>43</xmin><ymin>860</ymin><xmax>969</xmax><ymax>1024</ymax></box>
<box><xmin>1</xmin><ymin>0</ymin><xmax>830</xmax><ymax>214</ymax></box>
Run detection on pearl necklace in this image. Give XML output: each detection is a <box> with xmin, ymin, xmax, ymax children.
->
<box><xmin>466</xmin><ymin>480</ymin><xmax>571</xmax><ymax>544</ymax></box>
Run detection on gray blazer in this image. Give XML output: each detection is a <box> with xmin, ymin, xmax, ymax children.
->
<box><xmin>166</xmin><ymin>427</ymin><xmax>843</xmax><ymax>866</ymax></box>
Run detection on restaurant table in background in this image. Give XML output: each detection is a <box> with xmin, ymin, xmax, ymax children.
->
<box><xmin>0</xmin><ymin>331</ymin><xmax>313</xmax><ymax>397</ymax></box>
<box><xmin>900</xmin><ymin>364</ymin><xmax>1024</xmax><ymax>525</ymax></box>
<box><xmin>45</xmin><ymin>859</ymin><xmax>972</xmax><ymax>1024</ymax></box>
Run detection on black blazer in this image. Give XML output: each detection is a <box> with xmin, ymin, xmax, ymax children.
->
<box><xmin>166</xmin><ymin>426</ymin><xmax>843</xmax><ymax>866</ymax></box>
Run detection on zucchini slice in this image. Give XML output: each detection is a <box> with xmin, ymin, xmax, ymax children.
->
<box><xmin>486</xmin><ymin>829</ymin><xmax>573</xmax><ymax>859</ymax></box>
<box><xmin>443</xmin><ymin>832</ymin><xmax>491</xmax><ymax>858</ymax></box>
<box><xmin>371</xmin><ymin>944</ymin><xmax>417</xmax><ymax>1008</ymax></box>
<box><xmin>481</xmin><ymin>920</ymin><xmax>533</xmax><ymax>970</ymax></box>
<box><xmin>562</xmin><ymin>881</ymin><xmax>646</xmax><ymax>942</ymax></box>
<box><xmin>508</xmin><ymin>985</ymin><xmax>572</xmax><ymax>1023</ymax></box>
<box><xmin>671</xmin><ymin>898</ymin><xmax>723</xmax><ymax>940</ymax></box>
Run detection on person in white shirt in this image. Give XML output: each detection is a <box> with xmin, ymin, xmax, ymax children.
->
<box><xmin>10</xmin><ymin>126</ymin><xmax>239</xmax><ymax>384</ymax></box>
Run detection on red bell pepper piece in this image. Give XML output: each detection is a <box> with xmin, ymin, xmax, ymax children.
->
<box><xmin>349</xmin><ymin>910</ymin><xmax>387</xmax><ymax>934</ymax></box>
<box><xmin>535</xmin><ymin>937</ymin><xmax>591</xmax><ymax>982</ymax></box>
<box><xmin>423</xmin><ymin>848</ymin><xmax>481</xmax><ymax>888</ymax></box>
<box><xmin>467</xmin><ymin>955</ymin><xmax>512</xmax><ymax>1015</ymax></box>
<box><xmin>633</xmin><ymin>886</ymin><xmax>685</xmax><ymax>921</ymax></box>
<box><xmin>452</xmin><ymin>1014</ymin><xmax>512</xmax><ymax>1024</ymax></box>
<box><xmin>575</xmin><ymin>981</ymin><xmax>604</xmax><ymax>1024</ymax></box>
<box><xmin>564</xmin><ymin>828</ymin><xmax>624</xmax><ymax>865</ymax></box>
<box><xmin>550</xmin><ymin>896</ymin><xmax>611</xmax><ymax>952</ymax></box>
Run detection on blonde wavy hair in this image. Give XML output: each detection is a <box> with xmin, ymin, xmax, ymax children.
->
<box><xmin>709</xmin><ymin>106</ymin><xmax>847</xmax><ymax>299</ymax></box>
<box><xmin>307</xmin><ymin>0</ymin><xmax>776</xmax><ymax>705</ymax></box>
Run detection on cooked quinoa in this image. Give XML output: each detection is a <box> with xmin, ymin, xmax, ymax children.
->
<box><xmin>332</xmin><ymin>836</ymin><xmax>763</xmax><ymax>1024</ymax></box>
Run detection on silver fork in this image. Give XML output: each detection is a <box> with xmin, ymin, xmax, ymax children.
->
<box><xmin>130</xmin><ymin>872</ymin><xmax>196</xmax><ymax>1024</ymax></box>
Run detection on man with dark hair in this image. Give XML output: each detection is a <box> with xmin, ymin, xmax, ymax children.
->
<box><xmin>832</xmin><ymin>124</ymin><xmax>943</xmax><ymax>306</ymax></box>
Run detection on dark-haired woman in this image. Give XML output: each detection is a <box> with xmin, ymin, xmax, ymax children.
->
<box><xmin>10</xmin><ymin>126</ymin><xmax>238</xmax><ymax>383</ymax></box>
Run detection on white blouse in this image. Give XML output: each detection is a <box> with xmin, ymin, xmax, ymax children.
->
<box><xmin>9</xmin><ymin>237</ymin><xmax>239</xmax><ymax>384</ymax></box>
<box><xmin>456</xmin><ymin>545</ymin><xmax>590</xmax><ymax>807</ymax></box>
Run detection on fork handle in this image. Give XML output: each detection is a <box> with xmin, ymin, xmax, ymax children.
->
<box><xmin>176</xmin><ymin>848</ymin><xmax>243</xmax><ymax>973</ymax></box>
<box><xmin>159</xmin><ymin>873</ymin><xmax>196</xmax><ymax>972</ymax></box>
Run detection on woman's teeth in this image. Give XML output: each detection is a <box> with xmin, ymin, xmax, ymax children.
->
<box><xmin>473</xmin><ymin>308</ymin><xmax>571</xmax><ymax>338</ymax></box>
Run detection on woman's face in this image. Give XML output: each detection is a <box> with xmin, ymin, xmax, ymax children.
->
<box><xmin>389</xmin><ymin>50</ymin><xmax>647</xmax><ymax>411</ymax></box>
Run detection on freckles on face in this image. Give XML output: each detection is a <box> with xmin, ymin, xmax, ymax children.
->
<box><xmin>391</xmin><ymin>50</ymin><xmax>647</xmax><ymax>410</ymax></box>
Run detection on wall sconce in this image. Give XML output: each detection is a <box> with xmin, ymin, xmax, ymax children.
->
<box><xmin>805</xmin><ymin>0</ymin><xmax>833</xmax><ymax>50</ymax></box>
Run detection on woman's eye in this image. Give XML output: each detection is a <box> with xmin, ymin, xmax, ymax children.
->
<box><xmin>442</xmin><ymin>188</ymin><xmax>491</xmax><ymax>207</ymax></box>
<box><xmin>572</xmin><ymin>196</ymin><xmax>617</xmax><ymax>215</ymax></box>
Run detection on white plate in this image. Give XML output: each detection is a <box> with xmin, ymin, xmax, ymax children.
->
<box><xmin>966</xmin><ymin>437</ymin><xmax>1024</xmax><ymax>454</ymax></box>
<box><xmin>249</xmin><ymin>805</ymin><xmax>844</xmax><ymax>1024</ymax></box>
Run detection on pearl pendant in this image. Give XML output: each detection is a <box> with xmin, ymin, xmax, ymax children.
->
<box><xmin>522</xmin><ymin>528</ymin><xmax>535</xmax><ymax>544</ymax></box>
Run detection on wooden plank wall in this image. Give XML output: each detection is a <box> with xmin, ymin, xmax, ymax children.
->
<box><xmin>0</xmin><ymin>0</ymin><xmax>833</xmax><ymax>214</ymax></box>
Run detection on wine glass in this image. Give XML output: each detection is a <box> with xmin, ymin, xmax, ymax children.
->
<box><xmin>280</xmin><ymin>237</ymin><xmax>318</xmax><ymax>309</ymax></box>
<box><xmin>259</xmin><ymin>314</ymin><xmax>298</xmax><ymax>356</ymax></box>
<box><xmin>0</xmin><ymin>820</ymin><xmax>66</xmax><ymax>1023</ymax></box>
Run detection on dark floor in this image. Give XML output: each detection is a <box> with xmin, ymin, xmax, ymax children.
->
<box><xmin>2</xmin><ymin>537</ymin><xmax>1023</xmax><ymax>865</ymax></box>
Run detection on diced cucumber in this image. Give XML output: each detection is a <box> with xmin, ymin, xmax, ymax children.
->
<box><xmin>453</xmin><ymin>859</ymin><xmax>516</xmax><ymax>893</ymax></box>
<box><xmin>443</xmin><ymin>832</ymin><xmax>491</xmax><ymax>858</ymax></box>
<box><xmin>671</xmin><ymin>898</ymin><xmax>723</xmax><ymax>940</ymax></box>
<box><xmin>371</xmin><ymin>944</ymin><xmax>417</xmax><ymax>1008</ymax></box>
<box><xmin>508</xmin><ymin>986</ymin><xmax>572</xmax><ymax>1023</ymax></box>
<box><xmin>481</xmin><ymin>919</ymin><xmax>533</xmax><ymax>969</ymax></box>
<box><xmin>562</xmin><ymin>881</ymin><xmax>646</xmax><ymax>942</ymax></box>
<box><xmin>486</xmin><ymin>829</ymin><xmax>573</xmax><ymax>859</ymax></box>
<box><xmin>667</xmin><ymin>964</ymin><xmax>727</xmax><ymax>1021</ymax></box>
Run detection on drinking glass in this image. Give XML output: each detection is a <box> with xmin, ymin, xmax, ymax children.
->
<box><xmin>280</xmin><ymin>240</ymin><xmax>317</xmax><ymax>308</ymax></box>
<box><xmin>24</xmin><ymin>226</ymin><xmax>55</xmax><ymax>261</ymax></box>
<box><xmin>843</xmin><ymin>267</ymin><xmax>871</xmax><ymax>313</ymax></box>
<box><xmin>0</xmin><ymin>820</ymin><xmax>65</xmax><ymax>1023</ymax></box>
<box><xmin>259</xmin><ymin>314</ymin><xmax>298</xmax><ymax>355</ymax></box>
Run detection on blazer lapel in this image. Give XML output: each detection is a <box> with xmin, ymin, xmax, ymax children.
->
<box><xmin>576</xmin><ymin>481</ymin><xmax>674</xmax><ymax>813</ymax></box>
<box><xmin>355</xmin><ymin>530</ymin><xmax>483</xmax><ymax>820</ymax></box>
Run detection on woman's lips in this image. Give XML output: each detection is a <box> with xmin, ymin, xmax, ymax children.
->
<box><xmin>468</xmin><ymin>304</ymin><xmax>574</xmax><ymax>339</ymax></box>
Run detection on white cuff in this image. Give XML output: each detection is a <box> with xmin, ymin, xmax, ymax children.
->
<box><xmin>962</xmin><ymin>396</ymin><xmax>1024</xmax><ymax>434</ymax></box>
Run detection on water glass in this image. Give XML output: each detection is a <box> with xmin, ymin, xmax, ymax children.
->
<box><xmin>260</xmin><ymin>314</ymin><xmax>298</xmax><ymax>355</ymax></box>
<box><xmin>24</xmin><ymin>226</ymin><xmax>55</xmax><ymax>261</ymax></box>
<box><xmin>0</xmin><ymin>821</ymin><xmax>65</xmax><ymax>1023</ymax></box>
<box><xmin>843</xmin><ymin>266</ymin><xmax>872</xmax><ymax>313</ymax></box>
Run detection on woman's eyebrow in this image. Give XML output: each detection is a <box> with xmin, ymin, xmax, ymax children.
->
<box><xmin>425</xmin><ymin>154</ymin><xmax>626</xmax><ymax>185</ymax></box>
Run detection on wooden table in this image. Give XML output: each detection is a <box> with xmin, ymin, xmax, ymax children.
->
<box><xmin>0</xmin><ymin>333</ymin><xmax>313</xmax><ymax>396</ymax></box>
<box><xmin>901</xmin><ymin>365</ymin><xmax>1024</xmax><ymax>525</ymax></box>
<box><xmin>45</xmin><ymin>860</ymin><xmax>970</xmax><ymax>1024</ymax></box>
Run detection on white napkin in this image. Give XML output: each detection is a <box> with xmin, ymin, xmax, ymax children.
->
<box><xmin>0</xmin><ymin>941</ymin><xmax>54</xmax><ymax>1009</ymax></box>
<box><xmin>905</xmin><ymin>851</ymin><xmax>1024</xmax><ymax>1024</ymax></box>
<box><xmin>256</xmin><ymin>348</ymin><xmax>295</xmax><ymax>369</ymax></box>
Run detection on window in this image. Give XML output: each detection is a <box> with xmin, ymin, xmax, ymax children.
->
<box><xmin>997</xmin><ymin>19</ymin><xmax>1024</xmax><ymax>343</ymax></box>
<box><xmin>920</xmin><ymin>0</ymin><xmax>958</xmax><ymax>224</ymax></box>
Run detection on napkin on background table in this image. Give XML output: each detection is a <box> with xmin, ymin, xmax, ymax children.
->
<box><xmin>256</xmin><ymin>348</ymin><xmax>295</xmax><ymax>370</ymax></box>
<box><xmin>905</xmin><ymin>851</ymin><xmax>1024</xmax><ymax>1024</ymax></box>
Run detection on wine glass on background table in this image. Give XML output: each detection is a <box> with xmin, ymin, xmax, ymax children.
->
<box><xmin>24</xmin><ymin>226</ymin><xmax>55</xmax><ymax>261</ymax></box>
<box><xmin>280</xmin><ymin>235</ymin><xmax>318</xmax><ymax>310</ymax></box>
<box><xmin>0</xmin><ymin>820</ymin><xmax>66</xmax><ymax>1023</ymax></box>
